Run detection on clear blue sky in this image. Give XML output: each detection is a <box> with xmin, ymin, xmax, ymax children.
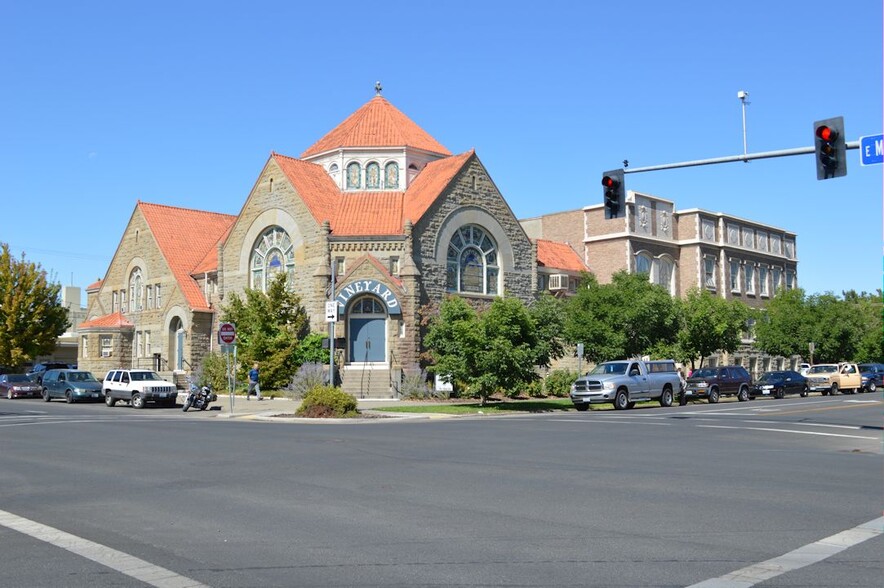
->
<box><xmin>2</xmin><ymin>1</ymin><xmax>881</xmax><ymax>298</ymax></box>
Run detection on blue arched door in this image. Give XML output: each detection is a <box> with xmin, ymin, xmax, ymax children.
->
<box><xmin>348</xmin><ymin>296</ymin><xmax>386</xmax><ymax>363</ymax></box>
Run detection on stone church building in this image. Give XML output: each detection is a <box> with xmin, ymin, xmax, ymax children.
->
<box><xmin>77</xmin><ymin>93</ymin><xmax>587</xmax><ymax>396</ymax></box>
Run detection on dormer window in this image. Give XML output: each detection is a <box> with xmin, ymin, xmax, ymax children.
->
<box><xmin>346</xmin><ymin>162</ymin><xmax>361</xmax><ymax>189</ymax></box>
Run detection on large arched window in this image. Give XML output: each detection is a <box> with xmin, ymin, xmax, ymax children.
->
<box><xmin>384</xmin><ymin>162</ymin><xmax>399</xmax><ymax>189</ymax></box>
<box><xmin>251</xmin><ymin>226</ymin><xmax>295</xmax><ymax>292</ymax></box>
<box><xmin>129</xmin><ymin>268</ymin><xmax>144</xmax><ymax>312</ymax></box>
<box><xmin>446</xmin><ymin>225</ymin><xmax>499</xmax><ymax>295</ymax></box>
<box><xmin>654</xmin><ymin>256</ymin><xmax>675</xmax><ymax>294</ymax></box>
<box><xmin>346</xmin><ymin>162</ymin><xmax>361</xmax><ymax>189</ymax></box>
<box><xmin>634</xmin><ymin>252</ymin><xmax>652</xmax><ymax>275</ymax></box>
<box><xmin>366</xmin><ymin>162</ymin><xmax>380</xmax><ymax>189</ymax></box>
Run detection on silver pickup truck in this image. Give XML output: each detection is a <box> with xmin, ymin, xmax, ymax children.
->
<box><xmin>569</xmin><ymin>359</ymin><xmax>680</xmax><ymax>411</ymax></box>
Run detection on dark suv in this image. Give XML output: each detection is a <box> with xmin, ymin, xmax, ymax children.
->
<box><xmin>26</xmin><ymin>362</ymin><xmax>70</xmax><ymax>384</ymax></box>
<box><xmin>681</xmin><ymin>365</ymin><xmax>752</xmax><ymax>404</ymax></box>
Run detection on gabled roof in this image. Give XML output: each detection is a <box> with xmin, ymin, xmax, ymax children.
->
<box><xmin>86</xmin><ymin>279</ymin><xmax>103</xmax><ymax>292</ymax></box>
<box><xmin>79</xmin><ymin>311</ymin><xmax>133</xmax><ymax>330</ymax></box>
<box><xmin>536</xmin><ymin>239</ymin><xmax>588</xmax><ymax>273</ymax></box>
<box><xmin>300</xmin><ymin>96</ymin><xmax>451</xmax><ymax>158</ymax></box>
<box><xmin>138</xmin><ymin>202</ymin><xmax>237</xmax><ymax>311</ymax></box>
<box><xmin>272</xmin><ymin>154</ymin><xmax>343</xmax><ymax>226</ymax></box>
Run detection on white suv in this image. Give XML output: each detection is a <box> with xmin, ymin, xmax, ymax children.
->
<box><xmin>103</xmin><ymin>369</ymin><xmax>178</xmax><ymax>408</ymax></box>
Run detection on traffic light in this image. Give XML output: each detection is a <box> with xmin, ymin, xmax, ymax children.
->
<box><xmin>602</xmin><ymin>169</ymin><xmax>625</xmax><ymax>219</ymax></box>
<box><xmin>813</xmin><ymin>116</ymin><xmax>847</xmax><ymax>180</ymax></box>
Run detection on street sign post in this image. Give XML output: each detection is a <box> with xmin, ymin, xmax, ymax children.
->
<box><xmin>218</xmin><ymin>322</ymin><xmax>236</xmax><ymax>345</ymax></box>
<box><xmin>860</xmin><ymin>134</ymin><xmax>883</xmax><ymax>166</ymax></box>
<box><xmin>325</xmin><ymin>301</ymin><xmax>338</xmax><ymax>322</ymax></box>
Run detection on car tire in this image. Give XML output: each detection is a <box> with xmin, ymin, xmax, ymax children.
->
<box><xmin>105</xmin><ymin>393</ymin><xmax>116</xmax><ymax>407</ymax></box>
<box><xmin>867</xmin><ymin>381</ymin><xmax>877</xmax><ymax>393</ymax></box>
<box><xmin>659</xmin><ymin>386</ymin><xmax>673</xmax><ymax>407</ymax></box>
<box><xmin>708</xmin><ymin>387</ymin><xmax>720</xmax><ymax>404</ymax></box>
<box><xmin>774</xmin><ymin>387</ymin><xmax>785</xmax><ymax>400</ymax></box>
<box><xmin>830</xmin><ymin>383</ymin><xmax>839</xmax><ymax>396</ymax></box>
<box><xmin>614</xmin><ymin>389</ymin><xmax>629</xmax><ymax>410</ymax></box>
<box><xmin>42</xmin><ymin>389</ymin><xmax>51</xmax><ymax>402</ymax></box>
<box><xmin>800</xmin><ymin>385</ymin><xmax>808</xmax><ymax>398</ymax></box>
<box><xmin>65</xmin><ymin>391</ymin><xmax>73</xmax><ymax>404</ymax></box>
<box><xmin>737</xmin><ymin>387</ymin><xmax>749</xmax><ymax>402</ymax></box>
<box><xmin>574</xmin><ymin>404</ymin><xmax>589</xmax><ymax>412</ymax></box>
<box><xmin>131</xmin><ymin>393</ymin><xmax>145</xmax><ymax>409</ymax></box>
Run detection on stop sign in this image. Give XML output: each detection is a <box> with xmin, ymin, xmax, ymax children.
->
<box><xmin>218</xmin><ymin>322</ymin><xmax>236</xmax><ymax>345</ymax></box>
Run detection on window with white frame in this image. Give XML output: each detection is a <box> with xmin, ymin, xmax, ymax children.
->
<box><xmin>155</xmin><ymin>284</ymin><xmax>162</xmax><ymax>308</ymax></box>
<box><xmin>385</xmin><ymin>162</ymin><xmax>399</xmax><ymax>189</ymax></box>
<box><xmin>365</xmin><ymin>162</ymin><xmax>380</xmax><ymax>189</ymax></box>
<box><xmin>136</xmin><ymin>331</ymin><xmax>143</xmax><ymax>358</ymax></box>
<box><xmin>654</xmin><ymin>256</ymin><xmax>674</xmax><ymax>295</ymax></box>
<box><xmin>146</xmin><ymin>285</ymin><xmax>153</xmax><ymax>309</ymax></box>
<box><xmin>144</xmin><ymin>331</ymin><xmax>151</xmax><ymax>356</ymax></box>
<box><xmin>635</xmin><ymin>252</ymin><xmax>652</xmax><ymax>275</ymax></box>
<box><xmin>772</xmin><ymin>267</ymin><xmax>782</xmax><ymax>294</ymax></box>
<box><xmin>129</xmin><ymin>268</ymin><xmax>144</xmax><ymax>312</ymax></box>
<box><xmin>744</xmin><ymin>263</ymin><xmax>755</xmax><ymax>294</ymax></box>
<box><xmin>100</xmin><ymin>335</ymin><xmax>113</xmax><ymax>358</ymax></box>
<box><xmin>703</xmin><ymin>256</ymin><xmax>717</xmax><ymax>290</ymax></box>
<box><xmin>112</xmin><ymin>291</ymin><xmax>119</xmax><ymax>313</ymax></box>
<box><xmin>250</xmin><ymin>226</ymin><xmax>295</xmax><ymax>292</ymax></box>
<box><xmin>81</xmin><ymin>335</ymin><xmax>88</xmax><ymax>358</ymax></box>
<box><xmin>346</xmin><ymin>162</ymin><xmax>361</xmax><ymax>189</ymax></box>
<box><xmin>759</xmin><ymin>265</ymin><xmax>769</xmax><ymax>296</ymax></box>
<box><xmin>120</xmin><ymin>290</ymin><xmax>127</xmax><ymax>313</ymax></box>
<box><xmin>729</xmin><ymin>259</ymin><xmax>741</xmax><ymax>292</ymax></box>
<box><xmin>785</xmin><ymin>269</ymin><xmax>796</xmax><ymax>290</ymax></box>
<box><xmin>446</xmin><ymin>224</ymin><xmax>499</xmax><ymax>295</ymax></box>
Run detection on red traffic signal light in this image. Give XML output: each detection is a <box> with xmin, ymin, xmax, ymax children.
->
<box><xmin>601</xmin><ymin>175</ymin><xmax>620</xmax><ymax>189</ymax></box>
<box><xmin>815</xmin><ymin>124</ymin><xmax>838</xmax><ymax>143</ymax></box>
<box><xmin>813</xmin><ymin>117</ymin><xmax>846</xmax><ymax>180</ymax></box>
<box><xmin>601</xmin><ymin>169</ymin><xmax>625</xmax><ymax>219</ymax></box>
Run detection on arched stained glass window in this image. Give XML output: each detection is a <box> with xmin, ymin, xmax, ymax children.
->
<box><xmin>446</xmin><ymin>225</ymin><xmax>499</xmax><ymax>295</ymax></box>
<box><xmin>251</xmin><ymin>226</ymin><xmax>295</xmax><ymax>292</ymax></box>
<box><xmin>366</xmin><ymin>162</ymin><xmax>380</xmax><ymax>189</ymax></box>
<box><xmin>384</xmin><ymin>162</ymin><xmax>399</xmax><ymax>189</ymax></box>
<box><xmin>346</xmin><ymin>162</ymin><xmax>361</xmax><ymax>189</ymax></box>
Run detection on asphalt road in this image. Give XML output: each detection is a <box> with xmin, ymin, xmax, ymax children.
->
<box><xmin>0</xmin><ymin>395</ymin><xmax>880</xmax><ymax>587</ymax></box>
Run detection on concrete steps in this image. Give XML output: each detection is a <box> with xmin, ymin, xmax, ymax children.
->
<box><xmin>341</xmin><ymin>366</ymin><xmax>393</xmax><ymax>399</ymax></box>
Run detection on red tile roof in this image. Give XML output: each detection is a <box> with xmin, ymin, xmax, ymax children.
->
<box><xmin>403</xmin><ymin>151</ymin><xmax>473</xmax><ymax>224</ymax></box>
<box><xmin>537</xmin><ymin>239</ymin><xmax>588</xmax><ymax>272</ymax></box>
<box><xmin>138</xmin><ymin>202</ymin><xmax>237</xmax><ymax>311</ymax></box>
<box><xmin>85</xmin><ymin>279</ymin><xmax>103</xmax><ymax>292</ymax></box>
<box><xmin>334</xmin><ymin>192</ymin><xmax>405</xmax><ymax>235</ymax></box>
<box><xmin>273</xmin><ymin>154</ymin><xmax>343</xmax><ymax>226</ymax></box>
<box><xmin>79</xmin><ymin>311</ymin><xmax>133</xmax><ymax>330</ymax></box>
<box><xmin>300</xmin><ymin>96</ymin><xmax>451</xmax><ymax>158</ymax></box>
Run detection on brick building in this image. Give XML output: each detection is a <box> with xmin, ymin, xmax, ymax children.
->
<box><xmin>78</xmin><ymin>93</ymin><xmax>580</xmax><ymax>396</ymax></box>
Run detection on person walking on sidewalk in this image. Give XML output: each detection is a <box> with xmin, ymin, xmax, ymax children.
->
<box><xmin>247</xmin><ymin>362</ymin><xmax>263</xmax><ymax>401</ymax></box>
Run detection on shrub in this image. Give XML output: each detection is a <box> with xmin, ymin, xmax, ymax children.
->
<box><xmin>194</xmin><ymin>351</ymin><xmax>229</xmax><ymax>393</ymax></box>
<box><xmin>296</xmin><ymin>385</ymin><xmax>358</xmax><ymax>418</ymax></box>
<box><xmin>287</xmin><ymin>362</ymin><xmax>327</xmax><ymax>399</ymax></box>
<box><xmin>544</xmin><ymin>369</ymin><xmax>578</xmax><ymax>397</ymax></box>
<box><xmin>523</xmin><ymin>378</ymin><xmax>544</xmax><ymax>398</ymax></box>
<box><xmin>399</xmin><ymin>367</ymin><xmax>445</xmax><ymax>400</ymax></box>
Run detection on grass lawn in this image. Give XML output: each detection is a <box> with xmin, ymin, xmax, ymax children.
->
<box><xmin>371</xmin><ymin>398</ymin><xmax>662</xmax><ymax>415</ymax></box>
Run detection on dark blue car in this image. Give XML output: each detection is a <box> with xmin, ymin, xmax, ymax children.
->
<box><xmin>858</xmin><ymin>363</ymin><xmax>884</xmax><ymax>393</ymax></box>
<box><xmin>749</xmin><ymin>370</ymin><xmax>808</xmax><ymax>399</ymax></box>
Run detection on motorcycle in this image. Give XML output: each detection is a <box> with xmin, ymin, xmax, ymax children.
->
<box><xmin>182</xmin><ymin>380</ymin><xmax>216</xmax><ymax>412</ymax></box>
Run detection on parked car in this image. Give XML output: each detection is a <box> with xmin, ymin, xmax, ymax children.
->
<box><xmin>41</xmin><ymin>369</ymin><xmax>104</xmax><ymax>403</ymax></box>
<box><xmin>0</xmin><ymin>374</ymin><xmax>43</xmax><ymax>399</ymax></box>
<box><xmin>806</xmin><ymin>363</ymin><xmax>863</xmax><ymax>395</ymax></box>
<box><xmin>569</xmin><ymin>359</ymin><xmax>680</xmax><ymax>410</ymax></box>
<box><xmin>26</xmin><ymin>362</ymin><xmax>70</xmax><ymax>384</ymax></box>
<box><xmin>103</xmin><ymin>369</ymin><xmax>177</xmax><ymax>408</ymax></box>
<box><xmin>681</xmin><ymin>365</ymin><xmax>752</xmax><ymax>404</ymax></box>
<box><xmin>798</xmin><ymin>363</ymin><xmax>811</xmax><ymax>376</ymax></box>
<box><xmin>858</xmin><ymin>363</ymin><xmax>884</xmax><ymax>393</ymax></box>
<box><xmin>749</xmin><ymin>370</ymin><xmax>808</xmax><ymax>399</ymax></box>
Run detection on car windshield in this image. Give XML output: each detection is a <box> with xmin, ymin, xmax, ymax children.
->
<box><xmin>68</xmin><ymin>371</ymin><xmax>98</xmax><ymax>382</ymax></box>
<box><xmin>757</xmin><ymin>372</ymin><xmax>784</xmax><ymax>383</ymax></box>
<box><xmin>808</xmin><ymin>365</ymin><xmax>837</xmax><ymax>374</ymax></box>
<box><xmin>589</xmin><ymin>362</ymin><xmax>628</xmax><ymax>375</ymax></box>
<box><xmin>5</xmin><ymin>375</ymin><xmax>29</xmax><ymax>383</ymax></box>
<box><xmin>130</xmin><ymin>371</ymin><xmax>164</xmax><ymax>381</ymax></box>
<box><xmin>690</xmin><ymin>368</ymin><xmax>717</xmax><ymax>378</ymax></box>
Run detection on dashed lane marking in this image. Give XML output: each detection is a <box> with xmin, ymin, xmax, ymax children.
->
<box><xmin>0</xmin><ymin>507</ymin><xmax>210</xmax><ymax>588</ymax></box>
<box><xmin>687</xmin><ymin>516</ymin><xmax>883</xmax><ymax>587</ymax></box>
<box><xmin>696</xmin><ymin>424</ymin><xmax>878</xmax><ymax>440</ymax></box>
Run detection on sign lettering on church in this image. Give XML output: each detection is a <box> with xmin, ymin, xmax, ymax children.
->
<box><xmin>335</xmin><ymin>279</ymin><xmax>401</xmax><ymax>315</ymax></box>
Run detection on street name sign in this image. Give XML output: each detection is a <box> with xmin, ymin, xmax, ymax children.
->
<box><xmin>218</xmin><ymin>322</ymin><xmax>236</xmax><ymax>345</ymax></box>
<box><xmin>860</xmin><ymin>134</ymin><xmax>883</xmax><ymax>166</ymax></box>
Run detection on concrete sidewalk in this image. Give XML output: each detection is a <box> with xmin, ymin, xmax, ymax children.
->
<box><xmin>199</xmin><ymin>394</ymin><xmax>426</xmax><ymax>420</ymax></box>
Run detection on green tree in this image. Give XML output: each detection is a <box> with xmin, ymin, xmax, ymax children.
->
<box><xmin>676</xmin><ymin>288</ymin><xmax>752</xmax><ymax>370</ymax></box>
<box><xmin>527</xmin><ymin>293</ymin><xmax>567</xmax><ymax>368</ymax></box>
<box><xmin>847</xmin><ymin>290</ymin><xmax>883</xmax><ymax>363</ymax></box>
<box><xmin>220</xmin><ymin>272</ymin><xmax>310</xmax><ymax>389</ymax></box>
<box><xmin>565</xmin><ymin>271</ymin><xmax>680</xmax><ymax>362</ymax></box>
<box><xmin>754</xmin><ymin>288</ymin><xmax>813</xmax><ymax>359</ymax></box>
<box><xmin>0</xmin><ymin>244</ymin><xmax>69</xmax><ymax>369</ymax></box>
<box><xmin>424</xmin><ymin>296</ymin><xmax>539</xmax><ymax>405</ymax></box>
<box><xmin>807</xmin><ymin>292</ymin><xmax>862</xmax><ymax>363</ymax></box>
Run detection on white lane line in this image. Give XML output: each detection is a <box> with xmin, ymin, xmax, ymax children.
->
<box><xmin>696</xmin><ymin>424</ymin><xmax>878</xmax><ymax>440</ymax></box>
<box><xmin>0</xmin><ymin>508</ymin><xmax>209</xmax><ymax>588</ymax></box>
<box><xmin>740</xmin><ymin>420</ymin><xmax>864</xmax><ymax>430</ymax></box>
<box><xmin>687</xmin><ymin>516</ymin><xmax>884</xmax><ymax>587</ymax></box>
<box><xmin>546</xmin><ymin>419</ymin><xmax>672</xmax><ymax>426</ymax></box>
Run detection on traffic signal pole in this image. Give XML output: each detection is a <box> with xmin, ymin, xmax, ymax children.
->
<box><xmin>622</xmin><ymin>141</ymin><xmax>859</xmax><ymax>175</ymax></box>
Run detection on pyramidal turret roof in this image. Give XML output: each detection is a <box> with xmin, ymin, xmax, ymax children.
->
<box><xmin>300</xmin><ymin>96</ymin><xmax>451</xmax><ymax>158</ymax></box>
